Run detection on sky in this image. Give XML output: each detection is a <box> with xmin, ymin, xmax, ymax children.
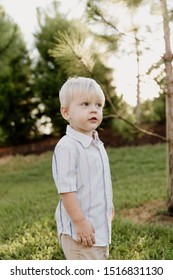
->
<box><xmin>0</xmin><ymin>0</ymin><xmax>167</xmax><ymax>106</ymax></box>
<box><xmin>0</xmin><ymin>0</ymin><xmax>85</xmax><ymax>49</ymax></box>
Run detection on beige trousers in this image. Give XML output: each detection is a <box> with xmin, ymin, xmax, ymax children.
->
<box><xmin>60</xmin><ymin>234</ymin><xmax>109</xmax><ymax>260</ymax></box>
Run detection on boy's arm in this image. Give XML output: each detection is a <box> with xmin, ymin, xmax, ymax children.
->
<box><xmin>60</xmin><ymin>192</ymin><xmax>96</xmax><ymax>247</ymax></box>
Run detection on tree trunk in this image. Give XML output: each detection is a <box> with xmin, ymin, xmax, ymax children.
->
<box><xmin>160</xmin><ymin>0</ymin><xmax>173</xmax><ymax>214</ymax></box>
<box><xmin>134</xmin><ymin>29</ymin><xmax>141</xmax><ymax>123</ymax></box>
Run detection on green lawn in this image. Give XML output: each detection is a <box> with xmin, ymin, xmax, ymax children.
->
<box><xmin>0</xmin><ymin>143</ymin><xmax>172</xmax><ymax>260</ymax></box>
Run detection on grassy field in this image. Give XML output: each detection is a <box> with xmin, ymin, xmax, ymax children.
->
<box><xmin>0</xmin><ymin>143</ymin><xmax>173</xmax><ymax>260</ymax></box>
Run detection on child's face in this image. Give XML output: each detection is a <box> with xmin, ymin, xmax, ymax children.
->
<box><xmin>62</xmin><ymin>95</ymin><xmax>103</xmax><ymax>137</ymax></box>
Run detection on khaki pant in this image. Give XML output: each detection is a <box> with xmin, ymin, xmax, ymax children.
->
<box><xmin>60</xmin><ymin>234</ymin><xmax>109</xmax><ymax>260</ymax></box>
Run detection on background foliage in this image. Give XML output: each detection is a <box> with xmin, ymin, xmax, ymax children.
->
<box><xmin>0</xmin><ymin>1</ymin><xmax>167</xmax><ymax>146</ymax></box>
<box><xmin>0</xmin><ymin>6</ymin><xmax>38</xmax><ymax>145</ymax></box>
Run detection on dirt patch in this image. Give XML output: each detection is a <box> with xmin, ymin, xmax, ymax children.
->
<box><xmin>119</xmin><ymin>200</ymin><xmax>173</xmax><ymax>226</ymax></box>
<box><xmin>0</xmin><ymin>136</ymin><xmax>58</xmax><ymax>157</ymax></box>
<box><xmin>0</xmin><ymin>155</ymin><xmax>13</xmax><ymax>165</ymax></box>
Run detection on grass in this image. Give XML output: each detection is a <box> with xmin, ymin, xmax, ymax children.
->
<box><xmin>109</xmin><ymin>144</ymin><xmax>167</xmax><ymax>210</ymax></box>
<box><xmin>0</xmin><ymin>143</ymin><xmax>172</xmax><ymax>260</ymax></box>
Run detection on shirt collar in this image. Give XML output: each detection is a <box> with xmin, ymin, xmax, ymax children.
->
<box><xmin>66</xmin><ymin>125</ymin><xmax>103</xmax><ymax>148</ymax></box>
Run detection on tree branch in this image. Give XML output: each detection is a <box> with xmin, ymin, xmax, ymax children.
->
<box><xmin>104</xmin><ymin>114</ymin><xmax>167</xmax><ymax>142</ymax></box>
<box><xmin>51</xmin><ymin>31</ymin><xmax>167</xmax><ymax>142</ymax></box>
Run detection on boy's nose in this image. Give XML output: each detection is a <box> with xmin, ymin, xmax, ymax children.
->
<box><xmin>90</xmin><ymin>104</ymin><xmax>97</xmax><ymax>112</ymax></box>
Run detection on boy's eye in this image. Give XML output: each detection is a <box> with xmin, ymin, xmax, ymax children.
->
<box><xmin>81</xmin><ymin>102</ymin><xmax>89</xmax><ymax>106</ymax></box>
<box><xmin>96</xmin><ymin>103</ymin><xmax>102</xmax><ymax>108</ymax></box>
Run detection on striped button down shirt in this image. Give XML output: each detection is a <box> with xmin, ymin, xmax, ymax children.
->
<box><xmin>52</xmin><ymin>125</ymin><xmax>113</xmax><ymax>246</ymax></box>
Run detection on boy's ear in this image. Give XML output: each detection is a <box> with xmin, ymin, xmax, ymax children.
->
<box><xmin>60</xmin><ymin>107</ymin><xmax>70</xmax><ymax>121</ymax></box>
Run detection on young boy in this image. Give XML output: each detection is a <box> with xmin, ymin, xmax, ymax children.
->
<box><xmin>52</xmin><ymin>77</ymin><xmax>114</xmax><ymax>260</ymax></box>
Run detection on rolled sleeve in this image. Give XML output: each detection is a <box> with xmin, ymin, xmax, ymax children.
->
<box><xmin>52</xmin><ymin>145</ymin><xmax>77</xmax><ymax>193</ymax></box>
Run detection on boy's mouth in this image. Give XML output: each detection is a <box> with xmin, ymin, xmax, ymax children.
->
<box><xmin>89</xmin><ymin>117</ymin><xmax>98</xmax><ymax>122</ymax></box>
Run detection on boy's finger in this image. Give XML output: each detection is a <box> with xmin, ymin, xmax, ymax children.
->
<box><xmin>91</xmin><ymin>234</ymin><xmax>96</xmax><ymax>244</ymax></box>
<box><xmin>86</xmin><ymin>237</ymin><xmax>93</xmax><ymax>247</ymax></box>
<box><xmin>77</xmin><ymin>236</ymin><xmax>82</xmax><ymax>243</ymax></box>
<box><xmin>81</xmin><ymin>237</ymin><xmax>87</xmax><ymax>246</ymax></box>
<box><xmin>91</xmin><ymin>224</ymin><xmax>95</xmax><ymax>233</ymax></box>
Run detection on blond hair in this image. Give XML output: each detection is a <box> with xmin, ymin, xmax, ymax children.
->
<box><xmin>59</xmin><ymin>77</ymin><xmax>105</xmax><ymax>107</ymax></box>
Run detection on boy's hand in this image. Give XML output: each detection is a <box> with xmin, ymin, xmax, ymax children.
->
<box><xmin>60</xmin><ymin>192</ymin><xmax>95</xmax><ymax>246</ymax></box>
<box><xmin>75</xmin><ymin>218</ymin><xmax>95</xmax><ymax>247</ymax></box>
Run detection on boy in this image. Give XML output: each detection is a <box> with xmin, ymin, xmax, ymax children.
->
<box><xmin>52</xmin><ymin>77</ymin><xmax>114</xmax><ymax>260</ymax></box>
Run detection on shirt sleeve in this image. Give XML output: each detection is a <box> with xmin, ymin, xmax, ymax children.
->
<box><xmin>52</xmin><ymin>144</ymin><xmax>77</xmax><ymax>194</ymax></box>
